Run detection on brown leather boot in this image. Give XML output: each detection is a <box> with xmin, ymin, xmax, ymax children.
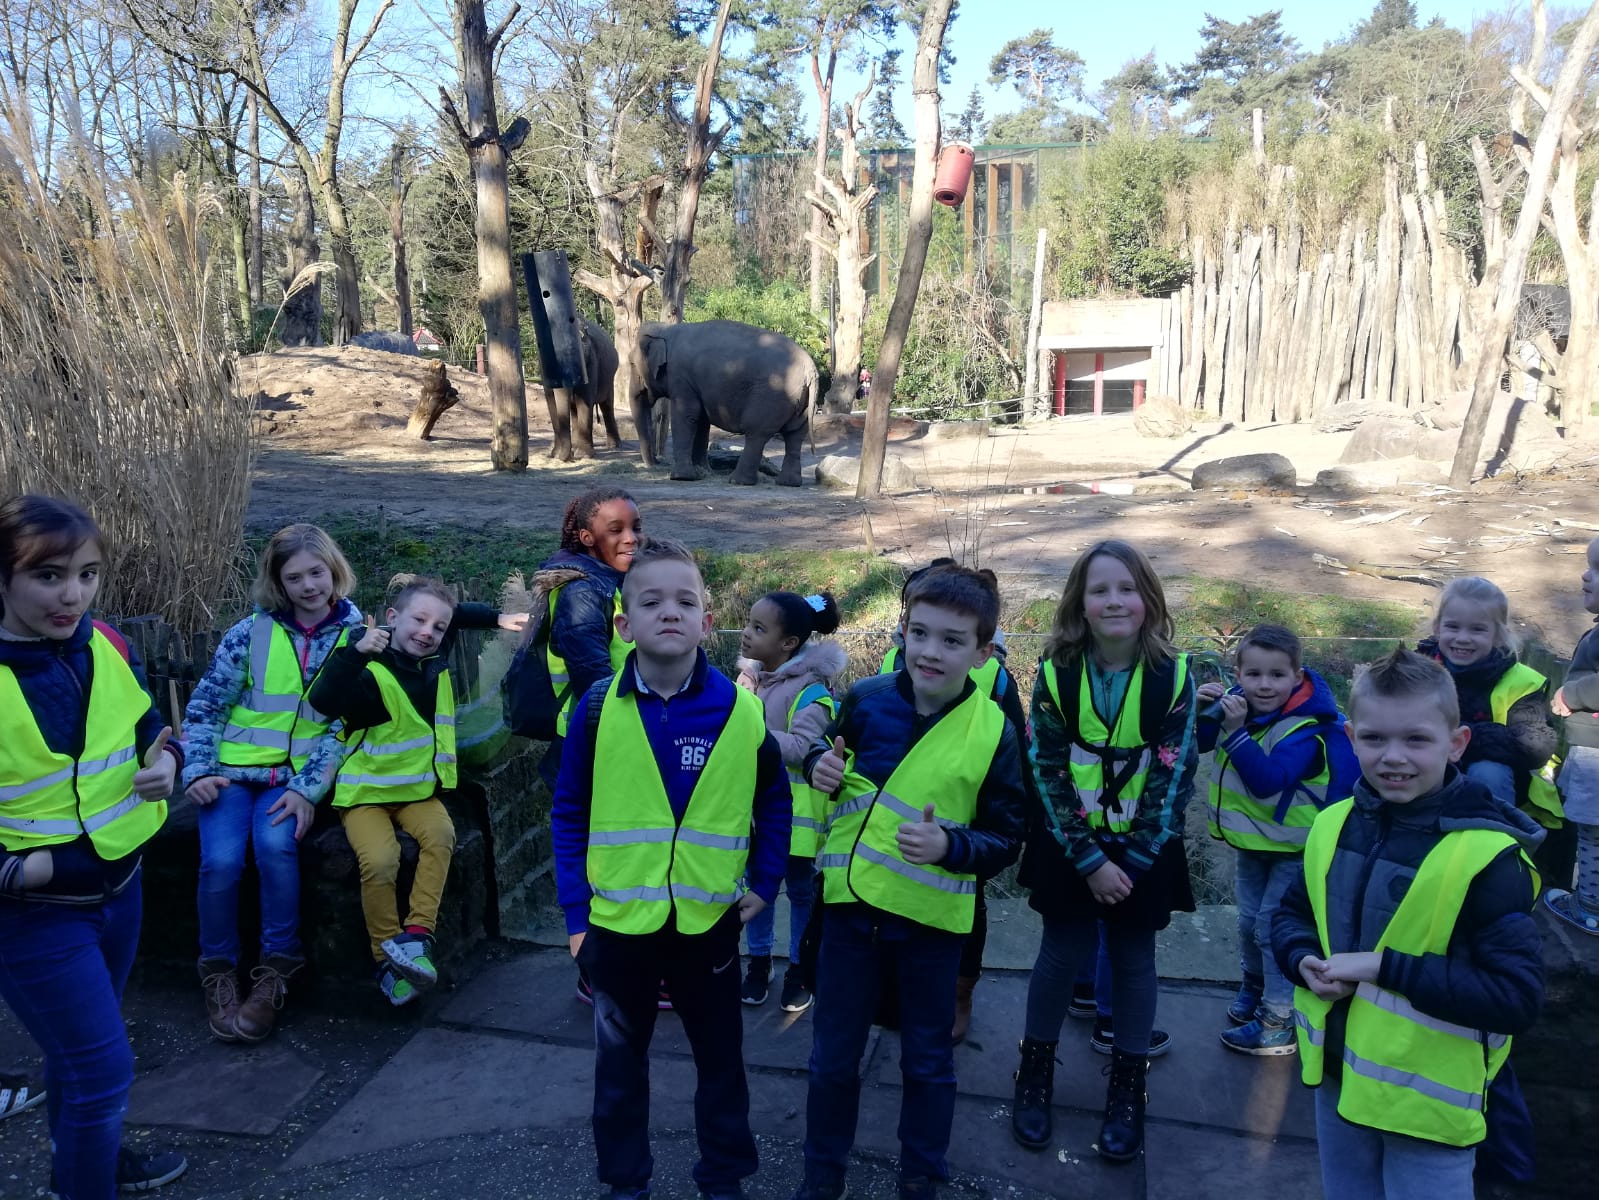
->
<box><xmin>232</xmin><ymin>955</ymin><xmax>304</xmax><ymax>1043</ymax></box>
<box><xmin>198</xmin><ymin>958</ymin><xmax>240</xmax><ymax>1043</ymax></box>
<box><xmin>952</xmin><ymin>974</ymin><xmax>978</xmax><ymax>1044</ymax></box>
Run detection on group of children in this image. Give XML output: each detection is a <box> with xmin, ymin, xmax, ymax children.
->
<box><xmin>1</xmin><ymin>481</ymin><xmax>1593</xmax><ymax>1200</ymax></box>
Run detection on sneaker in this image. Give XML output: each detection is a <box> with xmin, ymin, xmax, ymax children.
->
<box><xmin>1090</xmin><ymin>1017</ymin><xmax>1171</xmax><ymax>1058</ymax></box>
<box><xmin>381</xmin><ymin>932</ymin><xmax>439</xmax><ymax>988</ymax></box>
<box><xmin>1227</xmin><ymin>976</ymin><xmax>1264</xmax><ymax>1025</ymax></box>
<box><xmin>780</xmin><ymin>969</ymin><xmax>814</xmax><ymax>1013</ymax></box>
<box><xmin>376</xmin><ymin>964</ymin><xmax>417</xmax><ymax>1007</ymax></box>
<box><xmin>657</xmin><ymin>985</ymin><xmax>673</xmax><ymax>1011</ymax></box>
<box><xmin>1543</xmin><ymin>888</ymin><xmax>1599</xmax><ymax>936</ymax></box>
<box><xmin>1067</xmin><ymin>980</ymin><xmax>1098</xmax><ymax>1020</ymax></box>
<box><xmin>1220</xmin><ymin>1011</ymin><xmax>1298</xmax><ymax>1056</ymax></box>
<box><xmin>577</xmin><ymin>968</ymin><xmax>595</xmax><ymax>1006</ymax></box>
<box><xmin>116</xmin><ymin>1147</ymin><xmax>189</xmax><ymax>1192</ymax></box>
<box><xmin>740</xmin><ymin>956</ymin><xmax>772</xmax><ymax>1006</ymax></box>
<box><xmin>0</xmin><ymin>1072</ymin><xmax>44</xmax><ymax>1121</ymax></box>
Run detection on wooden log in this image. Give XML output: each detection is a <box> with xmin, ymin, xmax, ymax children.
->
<box><xmin>1221</xmin><ymin>234</ymin><xmax>1248</xmax><ymax>422</ymax></box>
<box><xmin>1285</xmin><ymin>268</ymin><xmax>1315</xmax><ymax>420</ymax></box>
<box><xmin>1240</xmin><ymin>233</ymin><xmax>1264</xmax><ymax>421</ymax></box>
<box><xmin>1400</xmin><ymin>190</ymin><xmax>1441</xmax><ymax>408</ymax></box>
<box><xmin>410</xmin><ymin>361</ymin><xmax>461</xmax><ymax>440</ymax></box>
<box><xmin>1318</xmin><ymin>222</ymin><xmax>1357</xmax><ymax>412</ymax></box>
<box><xmin>1178</xmin><ymin>281</ymin><xmax>1196</xmax><ymax>407</ymax></box>
<box><xmin>1299</xmin><ymin>251</ymin><xmax>1334</xmax><ymax>422</ymax></box>
<box><xmin>1372</xmin><ymin>156</ymin><xmax>1402</xmax><ymax>406</ymax></box>
<box><xmin>1204</xmin><ymin>227</ymin><xmax>1236</xmax><ymax>417</ymax></box>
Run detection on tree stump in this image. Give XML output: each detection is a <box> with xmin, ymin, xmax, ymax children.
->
<box><xmin>410</xmin><ymin>360</ymin><xmax>460</xmax><ymax>440</ymax></box>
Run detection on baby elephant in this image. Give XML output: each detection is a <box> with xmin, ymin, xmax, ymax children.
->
<box><xmin>635</xmin><ymin>319</ymin><xmax>818</xmax><ymax>486</ymax></box>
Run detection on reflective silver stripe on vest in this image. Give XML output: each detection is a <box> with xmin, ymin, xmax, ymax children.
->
<box><xmin>1213</xmin><ymin>805</ymin><xmax>1311</xmax><ymax>846</ymax></box>
<box><xmin>357</xmin><ymin>735</ymin><xmax>436</xmax><ymax>756</ymax></box>
<box><xmin>0</xmin><ymin>746</ymin><xmax>137</xmax><ymax>804</ymax></box>
<box><xmin>873</xmin><ymin>790</ymin><xmax>970</xmax><ymax>830</ymax></box>
<box><xmin>829</xmin><ymin>792</ymin><xmax>875</xmax><ymax>822</ymax></box>
<box><xmin>550</xmin><ymin>671</ymin><xmax>571</xmax><ymax>687</ymax></box>
<box><xmin>590</xmin><ymin>828</ymin><xmax>677</xmax><ymax>846</ymax></box>
<box><xmin>816</xmin><ymin>853</ymin><xmax>851</xmax><ymax>870</ymax></box>
<box><xmin>220</xmin><ymin>723</ymin><xmax>291</xmax><ymax>750</ymax></box>
<box><xmin>436</xmin><ymin>713</ymin><xmax>456</xmax><ymax>727</ymax></box>
<box><xmin>1355</xmin><ymin>983</ymin><xmax>1508</xmax><ymax>1049</ymax></box>
<box><xmin>1068</xmin><ymin>744</ymin><xmax>1150</xmax><ymax>812</ymax></box>
<box><xmin>338</xmin><ymin>772</ymin><xmax>436</xmax><ymax>788</ymax></box>
<box><xmin>793</xmin><ymin>816</ymin><xmax>821</xmax><ymax>831</ymax></box>
<box><xmin>0</xmin><ymin>791</ymin><xmax>141</xmax><ymax>836</ymax></box>
<box><xmin>854</xmin><ymin>843</ymin><xmax>976</xmax><ymax>894</ymax></box>
<box><xmin>673</xmin><ymin>885</ymin><xmax>742</xmax><ymax>905</ymax></box>
<box><xmin>593</xmin><ymin>884</ymin><xmax>672</xmax><ymax>904</ymax></box>
<box><xmin>675</xmin><ymin>829</ymin><xmax>749</xmax><ymax>851</ymax></box>
<box><xmin>1341</xmin><ymin>1047</ymin><xmax>1486</xmax><ymax>1112</ymax></box>
<box><xmin>1293</xmin><ymin>1009</ymin><xmax>1325</xmax><ymax>1045</ymax></box>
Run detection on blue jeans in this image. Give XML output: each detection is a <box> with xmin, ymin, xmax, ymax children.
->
<box><xmin>1234</xmin><ymin>848</ymin><xmax>1300</xmax><ymax>1018</ymax></box>
<box><xmin>804</xmin><ymin>905</ymin><xmax>963</xmax><ymax>1185</ymax></box>
<box><xmin>743</xmin><ymin>855</ymin><xmax>814</xmax><ymax>960</ymax></box>
<box><xmin>1314</xmin><ymin>1082</ymin><xmax>1475</xmax><ymax>1199</ymax></box>
<box><xmin>1072</xmin><ymin>924</ymin><xmax>1114</xmax><ymax>1017</ymax></box>
<box><xmin>196</xmin><ymin>782</ymin><xmax>304</xmax><ymax>962</ymax></box>
<box><xmin>1465</xmin><ymin>760</ymin><xmax>1518</xmax><ymax>812</ymax></box>
<box><xmin>0</xmin><ymin>876</ymin><xmax>142</xmax><ymax>1200</ymax></box>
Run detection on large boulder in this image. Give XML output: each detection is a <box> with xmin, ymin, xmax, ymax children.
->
<box><xmin>816</xmin><ymin>452</ymin><xmax>920</xmax><ymax>491</ymax></box>
<box><xmin>1339</xmin><ymin>395</ymin><xmax>1570</xmax><ymax>476</ymax></box>
<box><xmin>1339</xmin><ymin>416</ymin><xmax>1457</xmax><ymax>464</ymax></box>
<box><xmin>1315</xmin><ymin>458</ymin><xmax>1449</xmax><ymax>494</ymax></box>
<box><xmin>1133</xmin><ymin>395</ymin><xmax>1194</xmax><ymax>439</ymax></box>
<box><xmin>350</xmin><ymin>330</ymin><xmax>419</xmax><ymax>356</ymax></box>
<box><xmin>1190</xmin><ymin>452</ymin><xmax>1297</xmax><ymax>491</ymax></box>
<box><xmin>1315</xmin><ymin>399</ymin><xmax>1410</xmax><ymax>433</ymax></box>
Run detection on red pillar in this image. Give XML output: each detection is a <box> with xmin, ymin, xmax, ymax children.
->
<box><xmin>1093</xmin><ymin>353</ymin><xmax>1105</xmax><ymax>415</ymax></box>
<box><xmin>1133</xmin><ymin>378</ymin><xmax>1145</xmax><ymax>408</ymax></box>
<box><xmin>1052</xmin><ymin>352</ymin><xmax>1067</xmax><ymax>416</ymax></box>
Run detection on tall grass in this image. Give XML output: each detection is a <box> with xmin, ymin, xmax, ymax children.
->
<box><xmin>0</xmin><ymin>105</ymin><xmax>251</xmax><ymax>629</ymax></box>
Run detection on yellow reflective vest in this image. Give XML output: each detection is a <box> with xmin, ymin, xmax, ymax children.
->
<box><xmin>786</xmin><ymin>684</ymin><xmax>836</xmax><ymax>858</ymax></box>
<box><xmin>816</xmin><ymin>684</ymin><xmax>1003</xmax><ymax>934</ymax></box>
<box><xmin>217</xmin><ymin>615</ymin><xmax>344</xmax><ymax>772</ymax></box>
<box><xmin>586</xmin><ymin>674</ymin><xmax>767</xmax><ymax>935</ymax></box>
<box><xmin>1488</xmin><ymin>663</ymin><xmax>1564</xmax><ymax>830</ymax></box>
<box><xmin>334</xmin><ymin>663</ymin><xmax>457</xmax><ymax>807</ymax></box>
<box><xmin>1207</xmin><ymin>715</ymin><xmax>1332</xmax><ymax>852</ymax></box>
<box><xmin>1293</xmin><ymin>799</ymin><xmax>1531</xmax><ymax>1147</ymax></box>
<box><xmin>550</xmin><ymin>586</ymin><xmax>629</xmax><ymax>739</ymax></box>
<box><xmin>1041</xmin><ymin>654</ymin><xmax>1189</xmax><ymax>834</ymax></box>
<box><xmin>0</xmin><ymin>630</ymin><xmax>166</xmax><ymax>857</ymax></box>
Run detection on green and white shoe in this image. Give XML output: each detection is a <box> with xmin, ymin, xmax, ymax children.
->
<box><xmin>377</xmin><ymin>964</ymin><xmax>418</xmax><ymax>1007</ymax></box>
<box><xmin>381</xmin><ymin>932</ymin><xmax>439</xmax><ymax>988</ymax></box>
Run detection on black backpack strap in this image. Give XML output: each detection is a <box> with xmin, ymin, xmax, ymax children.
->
<box><xmin>1135</xmin><ymin>653</ymin><xmax>1183</xmax><ymax>745</ymax></box>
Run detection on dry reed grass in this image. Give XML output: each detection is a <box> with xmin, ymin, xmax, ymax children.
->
<box><xmin>0</xmin><ymin>105</ymin><xmax>252</xmax><ymax>629</ymax></box>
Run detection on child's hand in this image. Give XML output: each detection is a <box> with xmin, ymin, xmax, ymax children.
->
<box><xmin>1196</xmin><ymin>681</ymin><xmax>1226</xmax><ymax>703</ymax></box>
<box><xmin>736</xmin><ymin>892</ymin><xmax>769</xmax><ymax>924</ymax></box>
<box><xmin>267</xmin><ymin>789</ymin><xmax>315</xmax><ymax>841</ymax></box>
<box><xmin>811</xmin><ymin>737</ymin><xmax>847</xmax><ymax>793</ymax></box>
<box><xmin>1553</xmin><ymin>687</ymin><xmax>1572</xmax><ymax>717</ymax></box>
<box><xmin>185</xmin><ymin>775</ymin><xmax>229</xmax><ymax>806</ymax></box>
<box><xmin>1086</xmin><ymin>860</ymin><xmax>1133</xmax><ymax>904</ymax></box>
<box><xmin>1218</xmin><ymin>693</ymin><xmax>1248</xmax><ymax>733</ymax></box>
<box><xmin>1298</xmin><ymin>955</ymin><xmax>1356</xmax><ymax>1001</ymax></box>
<box><xmin>498</xmin><ymin>612</ymin><xmax>530</xmax><ymax>634</ymax></box>
<box><xmin>568</xmin><ymin>931</ymin><xmax>586</xmax><ymax>959</ymax></box>
<box><xmin>355</xmin><ymin>615</ymin><xmax>390</xmax><ymax>655</ymax></box>
<box><xmin>896</xmin><ymin>803</ymin><xmax>950</xmax><ymax>865</ymax></box>
<box><xmin>1320</xmin><ymin>951</ymin><xmax>1381</xmax><ymax>985</ymax></box>
<box><xmin>132</xmin><ymin>727</ymin><xmax>176</xmax><ymax>800</ymax></box>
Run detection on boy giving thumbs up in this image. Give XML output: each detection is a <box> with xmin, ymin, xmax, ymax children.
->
<box><xmin>791</xmin><ymin>567</ymin><xmax>1026</xmax><ymax>1200</ymax></box>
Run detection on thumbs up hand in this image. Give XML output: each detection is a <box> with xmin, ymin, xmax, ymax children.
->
<box><xmin>896</xmin><ymin>801</ymin><xmax>950</xmax><ymax>865</ymax></box>
<box><xmin>132</xmin><ymin>725</ymin><xmax>177</xmax><ymax>800</ymax></box>
<box><xmin>811</xmin><ymin>736</ymin><xmax>847</xmax><ymax>794</ymax></box>
<box><xmin>355</xmin><ymin>613</ymin><xmax>390</xmax><ymax>655</ymax></box>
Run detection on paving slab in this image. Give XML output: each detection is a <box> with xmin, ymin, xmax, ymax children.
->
<box><xmin>1146</xmin><ymin>1123</ymin><xmax>1322</xmax><ymax>1200</ymax></box>
<box><xmin>125</xmin><ymin>1041</ymin><xmax>323</xmax><ymax>1136</ymax></box>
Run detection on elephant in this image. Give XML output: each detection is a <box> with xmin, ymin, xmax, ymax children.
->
<box><xmin>545</xmin><ymin>316</ymin><xmax>622</xmax><ymax>462</ymax></box>
<box><xmin>635</xmin><ymin>319</ymin><xmax>818</xmax><ymax>487</ymax></box>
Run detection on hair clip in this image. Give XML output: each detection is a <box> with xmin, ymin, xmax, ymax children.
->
<box><xmin>805</xmin><ymin>594</ymin><xmax>827</xmax><ymax>612</ymax></box>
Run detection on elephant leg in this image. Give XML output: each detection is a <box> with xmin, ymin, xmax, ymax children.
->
<box><xmin>731</xmin><ymin>435</ymin><xmax>766</xmax><ymax>486</ymax></box>
<box><xmin>670</xmin><ymin>402</ymin><xmax>706</xmax><ymax>481</ymax></box>
<box><xmin>777</xmin><ymin>423</ymin><xmax>806</xmax><ymax>487</ymax></box>
<box><xmin>572</xmin><ymin>391</ymin><xmax>596</xmax><ymax>460</ymax></box>
<box><xmin>546</xmin><ymin>386</ymin><xmax>573</xmax><ymax>462</ymax></box>
<box><xmin>693</xmin><ymin>415</ymin><xmax>711</xmax><ymax>472</ymax></box>
<box><xmin>599</xmin><ymin>399</ymin><xmax>622</xmax><ymax>449</ymax></box>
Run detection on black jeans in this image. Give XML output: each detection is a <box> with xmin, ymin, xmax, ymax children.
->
<box><xmin>582</xmin><ymin>909</ymin><xmax>757</xmax><ymax>1192</ymax></box>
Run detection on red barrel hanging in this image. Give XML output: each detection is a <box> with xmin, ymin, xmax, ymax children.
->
<box><xmin>933</xmin><ymin>142</ymin><xmax>975</xmax><ymax>206</ymax></box>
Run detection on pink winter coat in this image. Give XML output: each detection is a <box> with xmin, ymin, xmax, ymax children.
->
<box><xmin>735</xmin><ymin>639</ymin><xmax>849</xmax><ymax>768</ymax></box>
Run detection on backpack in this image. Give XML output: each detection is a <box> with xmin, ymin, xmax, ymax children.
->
<box><xmin>500</xmin><ymin>567</ymin><xmax>592</xmax><ymax>740</ymax></box>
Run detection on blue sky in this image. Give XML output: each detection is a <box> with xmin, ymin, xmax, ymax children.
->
<box><xmin>829</xmin><ymin>1</ymin><xmax>1492</xmax><ymax>126</ymax></box>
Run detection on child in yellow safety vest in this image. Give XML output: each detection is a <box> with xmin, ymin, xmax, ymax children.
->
<box><xmin>1416</xmin><ymin>575</ymin><xmax>1561</xmax><ymax>831</ymax></box>
<box><xmin>1547</xmin><ymin>536</ymin><xmax>1599</xmax><ymax>934</ymax></box>
<box><xmin>734</xmin><ymin>589</ymin><xmax>845</xmax><ymax>1014</ymax></box>
<box><xmin>795</xmin><ymin>565</ymin><xmax>1025</xmax><ymax>1200</ymax></box>
<box><xmin>1011</xmin><ymin>538</ymin><xmax>1198</xmax><ymax>1165</ymax></box>
<box><xmin>182</xmin><ymin>523</ymin><xmax>365</xmax><ymax>1043</ymax></box>
<box><xmin>1272</xmin><ymin>648</ymin><xmax>1544</xmax><ymax>1200</ymax></box>
<box><xmin>308</xmin><ymin>577</ymin><xmax>526</xmax><ymax>1005</ymax></box>
<box><xmin>1197</xmin><ymin>624</ymin><xmax>1359</xmax><ymax>1057</ymax></box>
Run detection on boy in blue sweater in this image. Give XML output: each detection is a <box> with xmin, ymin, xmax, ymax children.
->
<box><xmin>552</xmin><ymin>536</ymin><xmax>791</xmax><ymax>1200</ymax></box>
<box><xmin>1197</xmin><ymin>624</ymin><xmax>1359</xmax><ymax>1055</ymax></box>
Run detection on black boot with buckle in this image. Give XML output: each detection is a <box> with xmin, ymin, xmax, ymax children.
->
<box><xmin>1097</xmin><ymin>1048</ymin><xmax>1148</xmax><ymax>1162</ymax></box>
<box><xmin>1010</xmin><ymin>1037</ymin><xmax>1058</xmax><ymax>1150</ymax></box>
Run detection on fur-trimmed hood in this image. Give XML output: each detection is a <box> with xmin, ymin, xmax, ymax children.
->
<box><xmin>737</xmin><ymin>637</ymin><xmax>848</xmax><ymax>740</ymax></box>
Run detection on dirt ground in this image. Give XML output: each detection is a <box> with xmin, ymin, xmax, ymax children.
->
<box><xmin>244</xmin><ymin>346</ymin><xmax>1599</xmax><ymax>652</ymax></box>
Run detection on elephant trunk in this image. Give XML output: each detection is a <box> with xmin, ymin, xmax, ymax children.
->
<box><xmin>632</xmin><ymin>390</ymin><xmax>659</xmax><ymax>467</ymax></box>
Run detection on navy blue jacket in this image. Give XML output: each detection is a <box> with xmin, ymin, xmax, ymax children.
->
<box><xmin>1199</xmin><ymin>667</ymin><xmax>1360</xmax><ymax>823</ymax></box>
<box><xmin>803</xmin><ymin>671</ymin><xmax>1027</xmax><ymax>886</ymax></box>
<box><xmin>1272</xmin><ymin>769</ymin><xmax>1544</xmax><ymax>1086</ymax></box>
<box><xmin>1415</xmin><ymin>639</ymin><xmax>1558</xmax><ymax>772</ymax></box>
<box><xmin>0</xmin><ymin>615</ymin><xmax>183</xmax><ymax>900</ymax></box>
<box><xmin>541</xmin><ymin>548</ymin><xmax>626</xmax><ymax>712</ymax></box>
<box><xmin>552</xmin><ymin>649</ymin><xmax>792</xmax><ymax>935</ymax></box>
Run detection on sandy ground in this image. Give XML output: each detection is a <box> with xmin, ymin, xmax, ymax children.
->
<box><xmin>244</xmin><ymin>346</ymin><xmax>1599</xmax><ymax>651</ymax></box>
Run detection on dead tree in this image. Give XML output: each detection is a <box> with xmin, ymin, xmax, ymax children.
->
<box><xmin>410</xmin><ymin>361</ymin><xmax>461</xmax><ymax>439</ymax></box>
<box><xmin>389</xmin><ymin>139</ymin><xmax>414</xmax><ymax>337</ymax></box>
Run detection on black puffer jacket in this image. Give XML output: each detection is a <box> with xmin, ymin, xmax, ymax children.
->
<box><xmin>1416</xmin><ymin>640</ymin><xmax>1557</xmax><ymax>772</ymax></box>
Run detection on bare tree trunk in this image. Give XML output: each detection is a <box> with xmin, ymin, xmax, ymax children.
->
<box><xmin>324</xmin><ymin>198</ymin><xmax>362</xmax><ymax>346</ymax></box>
<box><xmin>808</xmin><ymin>48</ymin><xmax>836</xmax><ymax>314</ymax></box>
<box><xmin>1451</xmin><ymin>1</ymin><xmax>1599</xmax><ymax>485</ymax></box>
<box><xmin>659</xmin><ymin>0</ymin><xmax>733</xmax><ymax>324</ymax></box>
<box><xmin>230</xmin><ymin>207</ymin><xmax>251</xmax><ymax>328</ymax></box>
<box><xmin>280</xmin><ymin>166</ymin><xmax>322</xmax><ymax>347</ymax></box>
<box><xmin>247</xmin><ymin>89</ymin><xmax>262</xmax><ymax>306</ymax></box>
<box><xmin>857</xmin><ymin>0</ymin><xmax>954</xmax><ymax>499</ymax></box>
<box><xmin>390</xmin><ymin>140</ymin><xmax>413</xmax><ymax>336</ymax></box>
<box><xmin>445</xmin><ymin>0</ymin><xmax>530</xmax><ymax>472</ymax></box>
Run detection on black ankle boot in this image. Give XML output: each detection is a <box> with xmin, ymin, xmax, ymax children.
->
<box><xmin>1010</xmin><ymin>1037</ymin><xmax>1058</xmax><ymax>1150</ymax></box>
<box><xmin>1097</xmin><ymin>1049</ymin><xmax>1148</xmax><ymax>1162</ymax></box>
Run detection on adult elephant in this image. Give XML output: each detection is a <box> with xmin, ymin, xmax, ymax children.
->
<box><xmin>635</xmin><ymin>319</ymin><xmax>817</xmax><ymax>486</ymax></box>
<box><xmin>545</xmin><ymin>316</ymin><xmax>622</xmax><ymax>462</ymax></box>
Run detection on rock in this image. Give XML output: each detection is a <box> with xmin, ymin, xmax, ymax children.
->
<box><xmin>815</xmin><ymin>452</ymin><xmax>920</xmax><ymax>491</ymax></box>
<box><xmin>926</xmin><ymin>420</ymin><xmax>988</xmax><ymax>441</ymax></box>
<box><xmin>1339</xmin><ymin>416</ymin><xmax>1458</xmax><ymax>464</ymax></box>
<box><xmin>1315</xmin><ymin>399</ymin><xmax>1410</xmax><ymax>433</ymax></box>
<box><xmin>1133</xmin><ymin>395</ymin><xmax>1193</xmax><ymax>438</ymax></box>
<box><xmin>1315</xmin><ymin>459</ymin><xmax>1449</xmax><ymax>494</ymax></box>
<box><xmin>349</xmin><ymin>330</ymin><xmax>418</xmax><ymax>356</ymax></box>
<box><xmin>1190</xmin><ymin>452</ymin><xmax>1297</xmax><ymax>491</ymax></box>
<box><xmin>1493</xmin><ymin>397</ymin><xmax>1568</xmax><ymax>474</ymax></box>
